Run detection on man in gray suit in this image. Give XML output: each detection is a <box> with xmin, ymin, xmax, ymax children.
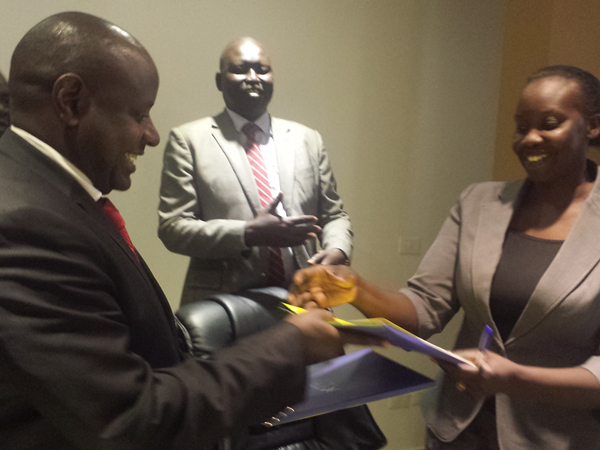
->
<box><xmin>159</xmin><ymin>37</ymin><xmax>353</xmax><ymax>304</ymax></box>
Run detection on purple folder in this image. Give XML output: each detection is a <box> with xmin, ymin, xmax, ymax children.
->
<box><xmin>273</xmin><ymin>348</ymin><xmax>435</xmax><ymax>425</ymax></box>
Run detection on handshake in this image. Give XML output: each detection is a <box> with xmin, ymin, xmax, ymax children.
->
<box><xmin>288</xmin><ymin>265</ymin><xmax>358</xmax><ymax>309</ymax></box>
<box><xmin>284</xmin><ymin>265</ymin><xmax>373</xmax><ymax>365</ymax></box>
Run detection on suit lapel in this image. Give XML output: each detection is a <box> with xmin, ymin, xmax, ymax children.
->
<box><xmin>471</xmin><ymin>182</ymin><xmax>523</xmax><ymax>332</ymax></box>
<box><xmin>73</xmin><ymin>186</ymin><xmax>176</xmax><ymax>329</ymax></box>
<box><xmin>212</xmin><ymin>112</ymin><xmax>261</xmax><ymax>215</ymax></box>
<box><xmin>2</xmin><ymin>130</ymin><xmax>147</xmax><ymax>276</ymax></box>
<box><xmin>2</xmin><ymin>130</ymin><xmax>177</xmax><ymax>333</ymax></box>
<box><xmin>138</xmin><ymin>254</ymin><xmax>177</xmax><ymax>330</ymax></box>
<box><xmin>75</xmin><ymin>194</ymin><xmax>146</xmax><ymax>271</ymax></box>
<box><xmin>507</xmin><ymin>177</ymin><xmax>600</xmax><ymax>344</ymax></box>
<box><xmin>271</xmin><ymin>117</ymin><xmax>295</xmax><ymax>214</ymax></box>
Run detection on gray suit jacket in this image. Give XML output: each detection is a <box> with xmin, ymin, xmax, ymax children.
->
<box><xmin>159</xmin><ymin>111</ymin><xmax>352</xmax><ymax>303</ymax></box>
<box><xmin>401</xmin><ymin>177</ymin><xmax>600</xmax><ymax>449</ymax></box>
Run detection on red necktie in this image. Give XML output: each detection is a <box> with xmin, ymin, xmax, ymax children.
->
<box><xmin>100</xmin><ymin>198</ymin><xmax>139</xmax><ymax>261</ymax></box>
<box><xmin>242</xmin><ymin>123</ymin><xmax>286</xmax><ymax>286</ymax></box>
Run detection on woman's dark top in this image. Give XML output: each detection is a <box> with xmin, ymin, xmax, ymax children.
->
<box><xmin>489</xmin><ymin>229</ymin><xmax>563</xmax><ymax>342</ymax></box>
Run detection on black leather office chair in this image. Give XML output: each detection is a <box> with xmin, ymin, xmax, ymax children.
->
<box><xmin>175</xmin><ymin>287</ymin><xmax>386</xmax><ymax>450</ymax></box>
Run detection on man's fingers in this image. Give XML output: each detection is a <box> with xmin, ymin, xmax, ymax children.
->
<box><xmin>267</xmin><ymin>192</ymin><xmax>283</xmax><ymax>214</ymax></box>
<box><xmin>303</xmin><ymin>300</ymin><xmax>319</xmax><ymax>310</ymax></box>
<box><xmin>292</xmin><ymin>269</ymin><xmax>309</xmax><ymax>288</ymax></box>
<box><xmin>308</xmin><ymin>250</ymin><xmax>325</xmax><ymax>265</ymax></box>
<box><xmin>312</xmin><ymin>289</ymin><xmax>329</xmax><ymax>307</ymax></box>
<box><xmin>339</xmin><ymin>329</ymin><xmax>388</xmax><ymax>347</ymax></box>
<box><xmin>289</xmin><ymin>223</ymin><xmax>321</xmax><ymax>235</ymax></box>
<box><xmin>288</xmin><ymin>215</ymin><xmax>318</xmax><ymax>225</ymax></box>
<box><xmin>286</xmin><ymin>290</ymin><xmax>318</xmax><ymax>308</ymax></box>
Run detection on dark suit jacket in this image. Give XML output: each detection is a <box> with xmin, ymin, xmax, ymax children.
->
<box><xmin>0</xmin><ymin>129</ymin><xmax>306</xmax><ymax>450</ymax></box>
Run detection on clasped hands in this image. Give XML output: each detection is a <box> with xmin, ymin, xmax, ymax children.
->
<box><xmin>287</xmin><ymin>264</ymin><xmax>387</xmax><ymax>348</ymax></box>
<box><xmin>288</xmin><ymin>264</ymin><xmax>358</xmax><ymax>309</ymax></box>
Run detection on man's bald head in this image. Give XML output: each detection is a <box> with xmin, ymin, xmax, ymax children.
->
<box><xmin>9</xmin><ymin>11</ymin><xmax>150</xmax><ymax>116</ymax></box>
<box><xmin>219</xmin><ymin>37</ymin><xmax>268</xmax><ymax>73</ymax></box>
<box><xmin>0</xmin><ymin>71</ymin><xmax>8</xmax><ymax>137</ymax></box>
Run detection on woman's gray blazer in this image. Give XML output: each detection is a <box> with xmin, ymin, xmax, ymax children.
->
<box><xmin>402</xmin><ymin>175</ymin><xmax>600</xmax><ymax>449</ymax></box>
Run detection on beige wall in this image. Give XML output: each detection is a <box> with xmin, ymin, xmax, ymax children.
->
<box><xmin>0</xmin><ymin>1</ymin><xmax>507</xmax><ymax>449</ymax></box>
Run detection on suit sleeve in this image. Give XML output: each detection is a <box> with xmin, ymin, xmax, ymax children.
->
<box><xmin>0</xmin><ymin>208</ymin><xmax>306</xmax><ymax>450</ymax></box>
<box><xmin>313</xmin><ymin>131</ymin><xmax>353</xmax><ymax>259</ymax></box>
<box><xmin>399</xmin><ymin>184</ymin><xmax>479</xmax><ymax>339</ymax></box>
<box><xmin>158</xmin><ymin>127</ymin><xmax>250</xmax><ymax>259</ymax></box>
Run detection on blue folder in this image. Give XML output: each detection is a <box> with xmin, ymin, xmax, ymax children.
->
<box><xmin>274</xmin><ymin>348</ymin><xmax>435</xmax><ymax>425</ymax></box>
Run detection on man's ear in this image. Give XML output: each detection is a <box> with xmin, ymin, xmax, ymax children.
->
<box><xmin>52</xmin><ymin>73</ymin><xmax>90</xmax><ymax>127</ymax></box>
<box><xmin>587</xmin><ymin>113</ymin><xmax>600</xmax><ymax>141</ymax></box>
<box><xmin>215</xmin><ymin>72</ymin><xmax>223</xmax><ymax>92</ymax></box>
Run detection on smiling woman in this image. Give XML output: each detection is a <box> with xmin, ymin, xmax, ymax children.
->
<box><xmin>287</xmin><ymin>64</ymin><xmax>600</xmax><ymax>450</ymax></box>
<box><xmin>509</xmin><ymin>66</ymin><xmax>600</xmax><ymax>240</ymax></box>
<box><xmin>513</xmin><ymin>77</ymin><xmax>589</xmax><ymax>182</ymax></box>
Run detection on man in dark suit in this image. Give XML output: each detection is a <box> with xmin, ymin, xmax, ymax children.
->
<box><xmin>0</xmin><ymin>71</ymin><xmax>8</xmax><ymax>137</ymax></box>
<box><xmin>158</xmin><ymin>38</ymin><xmax>353</xmax><ymax>304</ymax></box>
<box><xmin>0</xmin><ymin>12</ymin><xmax>345</xmax><ymax>450</ymax></box>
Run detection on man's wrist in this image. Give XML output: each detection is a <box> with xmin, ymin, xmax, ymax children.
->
<box><xmin>339</xmin><ymin>249</ymin><xmax>350</xmax><ymax>266</ymax></box>
<box><xmin>243</xmin><ymin>220</ymin><xmax>256</xmax><ymax>247</ymax></box>
<box><xmin>325</xmin><ymin>247</ymin><xmax>350</xmax><ymax>265</ymax></box>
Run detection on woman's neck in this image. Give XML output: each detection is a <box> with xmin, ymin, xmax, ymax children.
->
<box><xmin>511</xmin><ymin>166</ymin><xmax>595</xmax><ymax>240</ymax></box>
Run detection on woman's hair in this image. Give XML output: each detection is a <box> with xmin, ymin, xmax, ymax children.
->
<box><xmin>528</xmin><ymin>65</ymin><xmax>600</xmax><ymax>146</ymax></box>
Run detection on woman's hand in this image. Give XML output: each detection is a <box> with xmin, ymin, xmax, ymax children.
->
<box><xmin>288</xmin><ymin>265</ymin><xmax>358</xmax><ymax>309</ymax></box>
<box><xmin>437</xmin><ymin>349</ymin><xmax>600</xmax><ymax>408</ymax></box>
<box><xmin>436</xmin><ymin>349</ymin><xmax>518</xmax><ymax>399</ymax></box>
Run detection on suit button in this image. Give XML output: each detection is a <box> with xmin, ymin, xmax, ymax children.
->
<box><xmin>260</xmin><ymin>272</ymin><xmax>266</xmax><ymax>277</ymax></box>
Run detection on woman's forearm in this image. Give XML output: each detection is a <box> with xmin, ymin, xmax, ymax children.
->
<box><xmin>352</xmin><ymin>275</ymin><xmax>420</xmax><ymax>335</ymax></box>
<box><xmin>505</xmin><ymin>365</ymin><xmax>600</xmax><ymax>409</ymax></box>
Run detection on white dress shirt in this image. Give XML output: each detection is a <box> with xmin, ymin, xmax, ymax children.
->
<box><xmin>11</xmin><ymin>125</ymin><xmax>102</xmax><ymax>201</ymax></box>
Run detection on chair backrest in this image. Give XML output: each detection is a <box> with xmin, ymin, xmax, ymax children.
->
<box><xmin>175</xmin><ymin>287</ymin><xmax>288</xmax><ymax>358</ymax></box>
<box><xmin>175</xmin><ymin>287</ymin><xmax>386</xmax><ymax>450</ymax></box>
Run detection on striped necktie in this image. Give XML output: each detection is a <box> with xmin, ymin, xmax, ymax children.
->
<box><xmin>242</xmin><ymin>122</ymin><xmax>286</xmax><ymax>286</ymax></box>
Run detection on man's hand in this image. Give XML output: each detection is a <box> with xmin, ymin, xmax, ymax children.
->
<box><xmin>285</xmin><ymin>309</ymin><xmax>343</xmax><ymax>364</ymax></box>
<box><xmin>308</xmin><ymin>248</ymin><xmax>348</xmax><ymax>265</ymax></box>
<box><xmin>244</xmin><ymin>193</ymin><xmax>321</xmax><ymax>247</ymax></box>
<box><xmin>288</xmin><ymin>265</ymin><xmax>357</xmax><ymax>309</ymax></box>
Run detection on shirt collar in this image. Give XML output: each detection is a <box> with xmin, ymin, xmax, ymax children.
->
<box><xmin>225</xmin><ymin>108</ymin><xmax>271</xmax><ymax>136</ymax></box>
<box><xmin>11</xmin><ymin>125</ymin><xmax>103</xmax><ymax>201</ymax></box>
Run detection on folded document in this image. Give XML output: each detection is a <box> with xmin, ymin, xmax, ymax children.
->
<box><xmin>282</xmin><ymin>303</ymin><xmax>475</xmax><ymax>367</ymax></box>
